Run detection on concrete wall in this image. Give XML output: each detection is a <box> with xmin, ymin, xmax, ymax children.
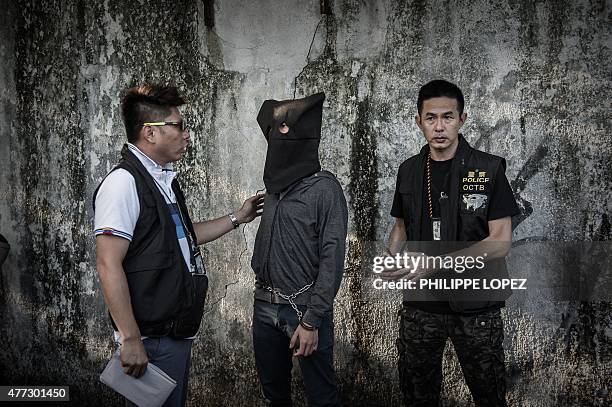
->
<box><xmin>0</xmin><ymin>0</ymin><xmax>610</xmax><ymax>405</ymax></box>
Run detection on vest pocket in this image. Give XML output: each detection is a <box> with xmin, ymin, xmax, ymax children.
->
<box><xmin>170</xmin><ymin>273</ymin><xmax>209</xmax><ymax>338</ymax></box>
<box><xmin>124</xmin><ymin>253</ymin><xmax>181</xmax><ymax>324</ymax></box>
<box><xmin>125</xmin><ymin>255</ymin><xmax>173</xmax><ymax>272</ymax></box>
<box><xmin>458</xmin><ymin>211</ymin><xmax>489</xmax><ymax>241</ymax></box>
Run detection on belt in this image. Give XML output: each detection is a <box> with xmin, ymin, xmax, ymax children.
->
<box><xmin>254</xmin><ymin>288</ymin><xmax>289</xmax><ymax>304</ymax></box>
<box><xmin>253</xmin><ymin>287</ymin><xmax>310</xmax><ymax>305</ymax></box>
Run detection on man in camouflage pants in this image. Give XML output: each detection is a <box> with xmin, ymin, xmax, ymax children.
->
<box><xmin>384</xmin><ymin>80</ymin><xmax>519</xmax><ymax>406</ymax></box>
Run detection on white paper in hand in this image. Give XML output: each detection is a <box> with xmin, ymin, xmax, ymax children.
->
<box><xmin>100</xmin><ymin>350</ymin><xmax>177</xmax><ymax>407</ymax></box>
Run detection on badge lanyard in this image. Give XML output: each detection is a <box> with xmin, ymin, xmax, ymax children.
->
<box><xmin>153</xmin><ymin>176</ymin><xmax>206</xmax><ymax>275</ymax></box>
<box><xmin>426</xmin><ymin>153</ymin><xmax>442</xmax><ymax>241</ymax></box>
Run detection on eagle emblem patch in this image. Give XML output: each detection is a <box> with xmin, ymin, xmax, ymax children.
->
<box><xmin>462</xmin><ymin>194</ymin><xmax>488</xmax><ymax>211</ymax></box>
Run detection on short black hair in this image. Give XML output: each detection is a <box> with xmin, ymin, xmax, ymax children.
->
<box><xmin>121</xmin><ymin>85</ymin><xmax>186</xmax><ymax>143</ymax></box>
<box><xmin>417</xmin><ymin>80</ymin><xmax>464</xmax><ymax>115</ymax></box>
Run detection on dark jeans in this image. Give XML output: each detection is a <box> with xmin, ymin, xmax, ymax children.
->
<box><xmin>396</xmin><ymin>304</ymin><xmax>507</xmax><ymax>407</ymax></box>
<box><xmin>125</xmin><ymin>336</ymin><xmax>193</xmax><ymax>407</ymax></box>
<box><xmin>252</xmin><ymin>299</ymin><xmax>342</xmax><ymax>407</ymax></box>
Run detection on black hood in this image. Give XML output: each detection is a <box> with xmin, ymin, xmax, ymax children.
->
<box><xmin>257</xmin><ymin>92</ymin><xmax>325</xmax><ymax>193</ymax></box>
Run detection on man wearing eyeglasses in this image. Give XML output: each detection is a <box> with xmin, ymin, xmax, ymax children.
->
<box><xmin>94</xmin><ymin>84</ymin><xmax>263</xmax><ymax>406</ymax></box>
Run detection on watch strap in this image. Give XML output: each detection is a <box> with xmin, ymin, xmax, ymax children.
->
<box><xmin>228</xmin><ymin>213</ymin><xmax>240</xmax><ymax>229</ymax></box>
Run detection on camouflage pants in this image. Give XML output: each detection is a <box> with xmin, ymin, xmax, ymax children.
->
<box><xmin>396</xmin><ymin>304</ymin><xmax>507</xmax><ymax>407</ymax></box>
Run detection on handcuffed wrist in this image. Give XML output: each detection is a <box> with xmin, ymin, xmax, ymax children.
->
<box><xmin>301</xmin><ymin>310</ymin><xmax>321</xmax><ymax>329</ymax></box>
<box><xmin>299</xmin><ymin>318</ymin><xmax>316</xmax><ymax>331</ymax></box>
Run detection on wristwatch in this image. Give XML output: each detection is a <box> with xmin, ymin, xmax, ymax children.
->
<box><xmin>228</xmin><ymin>213</ymin><xmax>240</xmax><ymax>229</ymax></box>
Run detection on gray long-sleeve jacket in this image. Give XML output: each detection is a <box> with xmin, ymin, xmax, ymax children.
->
<box><xmin>251</xmin><ymin>171</ymin><xmax>348</xmax><ymax>328</ymax></box>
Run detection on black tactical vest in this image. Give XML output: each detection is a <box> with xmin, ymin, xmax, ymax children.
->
<box><xmin>93</xmin><ymin>145</ymin><xmax>200</xmax><ymax>336</ymax></box>
<box><xmin>396</xmin><ymin>135</ymin><xmax>511</xmax><ymax>312</ymax></box>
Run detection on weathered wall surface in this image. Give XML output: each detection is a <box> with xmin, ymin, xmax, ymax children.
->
<box><xmin>0</xmin><ymin>0</ymin><xmax>610</xmax><ymax>406</ymax></box>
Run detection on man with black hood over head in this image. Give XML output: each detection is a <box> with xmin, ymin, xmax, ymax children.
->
<box><xmin>251</xmin><ymin>92</ymin><xmax>348</xmax><ymax>407</ymax></box>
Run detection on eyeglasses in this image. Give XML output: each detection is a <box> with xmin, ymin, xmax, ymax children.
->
<box><xmin>143</xmin><ymin>121</ymin><xmax>187</xmax><ymax>132</ymax></box>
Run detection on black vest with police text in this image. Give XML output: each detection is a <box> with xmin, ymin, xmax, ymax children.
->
<box><xmin>396</xmin><ymin>135</ymin><xmax>511</xmax><ymax>313</ymax></box>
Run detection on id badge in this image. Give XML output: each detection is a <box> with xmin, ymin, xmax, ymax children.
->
<box><xmin>192</xmin><ymin>247</ymin><xmax>207</xmax><ymax>275</ymax></box>
<box><xmin>432</xmin><ymin>217</ymin><xmax>441</xmax><ymax>241</ymax></box>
